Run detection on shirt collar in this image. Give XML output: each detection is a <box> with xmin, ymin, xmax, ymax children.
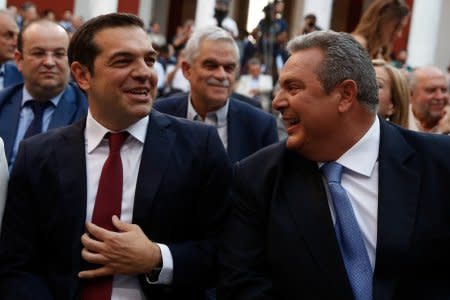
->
<box><xmin>337</xmin><ymin>117</ymin><xmax>380</xmax><ymax>177</ymax></box>
<box><xmin>187</xmin><ymin>94</ymin><xmax>229</xmax><ymax>127</ymax></box>
<box><xmin>21</xmin><ymin>86</ymin><xmax>63</xmax><ymax>107</ymax></box>
<box><xmin>85</xmin><ymin>110</ymin><xmax>149</xmax><ymax>153</ymax></box>
<box><xmin>0</xmin><ymin>64</ymin><xmax>5</xmax><ymax>76</ymax></box>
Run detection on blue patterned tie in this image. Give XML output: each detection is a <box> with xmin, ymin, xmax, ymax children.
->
<box><xmin>23</xmin><ymin>100</ymin><xmax>53</xmax><ymax>139</ymax></box>
<box><xmin>321</xmin><ymin>162</ymin><xmax>373</xmax><ymax>300</ymax></box>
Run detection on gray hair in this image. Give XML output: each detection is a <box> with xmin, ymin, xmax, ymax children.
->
<box><xmin>183</xmin><ymin>26</ymin><xmax>239</xmax><ymax>64</ymax></box>
<box><xmin>287</xmin><ymin>30</ymin><xmax>378</xmax><ymax>113</ymax></box>
<box><xmin>409</xmin><ymin>65</ymin><xmax>448</xmax><ymax>92</ymax></box>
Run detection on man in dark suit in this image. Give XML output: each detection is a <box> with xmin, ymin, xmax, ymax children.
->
<box><xmin>219</xmin><ymin>31</ymin><xmax>450</xmax><ymax>300</ymax></box>
<box><xmin>0</xmin><ymin>10</ymin><xmax>22</xmax><ymax>89</ymax></box>
<box><xmin>154</xmin><ymin>26</ymin><xmax>278</xmax><ymax>163</ymax></box>
<box><xmin>0</xmin><ymin>13</ymin><xmax>232</xmax><ymax>300</ymax></box>
<box><xmin>0</xmin><ymin>19</ymin><xmax>87</xmax><ymax>167</ymax></box>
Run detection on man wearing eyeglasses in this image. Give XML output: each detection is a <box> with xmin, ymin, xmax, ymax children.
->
<box><xmin>0</xmin><ymin>20</ymin><xmax>87</xmax><ymax>167</ymax></box>
<box><xmin>0</xmin><ymin>10</ymin><xmax>22</xmax><ymax>90</ymax></box>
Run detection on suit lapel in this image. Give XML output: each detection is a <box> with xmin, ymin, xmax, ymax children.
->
<box><xmin>373</xmin><ymin>121</ymin><xmax>420</xmax><ymax>300</ymax></box>
<box><xmin>133</xmin><ymin>110</ymin><xmax>174</xmax><ymax>225</ymax></box>
<box><xmin>49</xmin><ymin>85</ymin><xmax>77</xmax><ymax>129</ymax></box>
<box><xmin>281</xmin><ymin>150</ymin><xmax>354</xmax><ymax>298</ymax></box>
<box><xmin>55</xmin><ymin>119</ymin><xmax>88</xmax><ymax>283</ymax></box>
<box><xmin>0</xmin><ymin>88</ymin><xmax>22</xmax><ymax>162</ymax></box>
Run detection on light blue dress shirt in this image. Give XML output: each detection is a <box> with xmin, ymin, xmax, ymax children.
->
<box><xmin>10</xmin><ymin>87</ymin><xmax>63</xmax><ymax>167</ymax></box>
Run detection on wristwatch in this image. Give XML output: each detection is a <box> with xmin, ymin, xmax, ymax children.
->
<box><xmin>146</xmin><ymin>263</ymin><xmax>162</xmax><ymax>282</ymax></box>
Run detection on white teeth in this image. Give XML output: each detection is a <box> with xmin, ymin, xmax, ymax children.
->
<box><xmin>289</xmin><ymin>118</ymin><xmax>299</xmax><ymax>125</ymax></box>
<box><xmin>129</xmin><ymin>90</ymin><xmax>148</xmax><ymax>95</ymax></box>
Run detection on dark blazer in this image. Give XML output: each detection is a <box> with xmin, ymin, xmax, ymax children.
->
<box><xmin>0</xmin><ymin>82</ymin><xmax>88</xmax><ymax>165</ymax></box>
<box><xmin>154</xmin><ymin>94</ymin><xmax>278</xmax><ymax>163</ymax></box>
<box><xmin>218</xmin><ymin>119</ymin><xmax>450</xmax><ymax>300</ymax></box>
<box><xmin>2</xmin><ymin>62</ymin><xmax>23</xmax><ymax>88</ymax></box>
<box><xmin>0</xmin><ymin>110</ymin><xmax>233</xmax><ymax>299</ymax></box>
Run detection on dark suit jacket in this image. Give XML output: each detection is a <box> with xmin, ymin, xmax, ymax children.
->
<box><xmin>218</xmin><ymin>119</ymin><xmax>450</xmax><ymax>300</ymax></box>
<box><xmin>0</xmin><ymin>82</ymin><xmax>88</xmax><ymax>165</ymax></box>
<box><xmin>154</xmin><ymin>94</ymin><xmax>278</xmax><ymax>163</ymax></box>
<box><xmin>2</xmin><ymin>62</ymin><xmax>23</xmax><ymax>88</ymax></box>
<box><xmin>0</xmin><ymin>110</ymin><xmax>233</xmax><ymax>299</ymax></box>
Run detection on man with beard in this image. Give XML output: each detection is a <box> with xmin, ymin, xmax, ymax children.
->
<box><xmin>0</xmin><ymin>20</ymin><xmax>87</xmax><ymax>167</ymax></box>
<box><xmin>409</xmin><ymin>65</ymin><xmax>449</xmax><ymax>133</ymax></box>
<box><xmin>154</xmin><ymin>26</ymin><xmax>278</xmax><ymax>163</ymax></box>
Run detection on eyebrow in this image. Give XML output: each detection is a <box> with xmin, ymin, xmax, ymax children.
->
<box><xmin>28</xmin><ymin>46</ymin><xmax>67</xmax><ymax>52</ymax></box>
<box><xmin>109</xmin><ymin>49</ymin><xmax>158</xmax><ymax>60</ymax></box>
<box><xmin>202</xmin><ymin>58</ymin><xmax>236</xmax><ymax>65</ymax></box>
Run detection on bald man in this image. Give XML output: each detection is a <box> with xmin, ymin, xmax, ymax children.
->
<box><xmin>0</xmin><ymin>20</ymin><xmax>87</xmax><ymax>167</ymax></box>
<box><xmin>409</xmin><ymin>66</ymin><xmax>449</xmax><ymax>133</ymax></box>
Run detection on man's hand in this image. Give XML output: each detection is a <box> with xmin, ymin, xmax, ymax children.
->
<box><xmin>79</xmin><ymin>215</ymin><xmax>162</xmax><ymax>279</ymax></box>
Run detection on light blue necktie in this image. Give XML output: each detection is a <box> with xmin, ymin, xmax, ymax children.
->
<box><xmin>321</xmin><ymin>162</ymin><xmax>373</xmax><ymax>300</ymax></box>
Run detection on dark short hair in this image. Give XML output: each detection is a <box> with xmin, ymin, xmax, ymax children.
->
<box><xmin>68</xmin><ymin>13</ymin><xmax>144</xmax><ymax>74</ymax></box>
<box><xmin>17</xmin><ymin>19</ymin><xmax>67</xmax><ymax>53</ymax></box>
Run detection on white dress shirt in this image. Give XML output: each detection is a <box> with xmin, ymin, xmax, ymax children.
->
<box><xmin>84</xmin><ymin>111</ymin><xmax>173</xmax><ymax>299</ymax></box>
<box><xmin>187</xmin><ymin>95</ymin><xmax>229</xmax><ymax>149</ymax></box>
<box><xmin>320</xmin><ymin>117</ymin><xmax>380</xmax><ymax>269</ymax></box>
<box><xmin>0</xmin><ymin>137</ymin><xmax>8</xmax><ymax>232</ymax></box>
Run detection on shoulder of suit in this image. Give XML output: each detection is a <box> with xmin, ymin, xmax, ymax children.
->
<box><xmin>230</xmin><ymin>97</ymin><xmax>275</xmax><ymax>120</ymax></box>
<box><xmin>0</xmin><ymin>83</ymin><xmax>24</xmax><ymax>103</ymax></box>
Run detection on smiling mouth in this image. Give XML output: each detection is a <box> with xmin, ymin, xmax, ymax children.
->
<box><xmin>126</xmin><ymin>88</ymin><xmax>150</xmax><ymax>96</ymax></box>
<box><xmin>284</xmin><ymin>117</ymin><xmax>300</xmax><ymax>127</ymax></box>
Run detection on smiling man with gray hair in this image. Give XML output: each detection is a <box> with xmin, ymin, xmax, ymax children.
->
<box><xmin>154</xmin><ymin>26</ymin><xmax>278</xmax><ymax>163</ymax></box>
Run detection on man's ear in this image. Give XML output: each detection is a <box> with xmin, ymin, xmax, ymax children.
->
<box><xmin>70</xmin><ymin>62</ymin><xmax>91</xmax><ymax>92</ymax></box>
<box><xmin>14</xmin><ymin>50</ymin><xmax>23</xmax><ymax>72</ymax></box>
<box><xmin>180</xmin><ymin>60</ymin><xmax>191</xmax><ymax>79</ymax></box>
<box><xmin>336</xmin><ymin>79</ymin><xmax>357</xmax><ymax>113</ymax></box>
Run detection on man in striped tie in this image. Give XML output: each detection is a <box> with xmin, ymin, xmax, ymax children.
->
<box><xmin>219</xmin><ymin>30</ymin><xmax>450</xmax><ymax>300</ymax></box>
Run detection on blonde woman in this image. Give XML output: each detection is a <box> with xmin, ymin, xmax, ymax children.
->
<box><xmin>373</xmin><ymin>59</ymin><xmax>409</xmax><ymax>127</ymax></box>
<box><xmin>352</xmin><ymin>0</ymin><xmax>409</xmax><ymax>60</ymax></box>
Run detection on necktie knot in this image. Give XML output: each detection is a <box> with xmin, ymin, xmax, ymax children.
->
<box><xmin>23</xmin><ymin>100</ymin><xmax>54</xmax><ymax>139</ymax></box>
<box><xmin>107</xmin><ymin>132</ymin><xmax>128</xmax><ymax>153</ymax></box>
<box><xmin>321</xmin><ymin>162</ymin><xmax>343</xmax><ymax>184</ymax></box>
<box><xmin>26</xmin><ymin>99</ymin><xmax>53</xmax><ymax>114</ymax></box>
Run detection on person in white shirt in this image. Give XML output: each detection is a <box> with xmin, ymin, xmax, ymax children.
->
<box><xmin>219</xmin><ymin>30</ymin><xmax>450</xmax><ymax>299</ymax></box>
<box><xmin>235</xmin><ymin>57</ymin><xmax>273</xmax><ymax>111</ymax></box>
<box><xmin>0</xmin><ymin>13</ymin><xmax>232</xmax><ymax>300</ymax></box>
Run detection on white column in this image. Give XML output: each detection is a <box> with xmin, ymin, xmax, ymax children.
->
<box><xmin>74</xmin><ymin>0</ymin><xmax>118</xmax><ymax>21</ymax></box>
<box><xmin>0</xmin><ymin>0</ymin><xmax>6</xmax><ymax>9</ymax></box>
<box><xmin>138</xmin><ymin>0</ymin><xmax>154</xmax><ymax>29</ymax></box>
<box><xmin>194</xmin><ymin>0</ymin><xmax>215</xmax><ymax>29</ymax></box>
<box><xmin>407</xmin><ymin>0</ymin><xmax>449</xmax><ymax>70</ymax></box>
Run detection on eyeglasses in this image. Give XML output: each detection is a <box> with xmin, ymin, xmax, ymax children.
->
<box><xmin>25</xmin><ymin>49</ymin><xmax>67</xmax><ymax>59</ymax></box>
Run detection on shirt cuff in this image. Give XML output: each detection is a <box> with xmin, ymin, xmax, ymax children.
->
<box><xmin>145</xmin><ymin>243</ymin><xmax>173</xmax><ymax>285</ymax></box>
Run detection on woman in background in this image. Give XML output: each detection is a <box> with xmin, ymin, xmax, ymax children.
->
<box><xmin>373</xmin><ymin>59</ymin><xmax>410</xmax><ymax>128</ymax></box>
<box><xmin>352</xmin><ymin>0</ymin><xmax>409</xmax><ymax>60</ymax></box>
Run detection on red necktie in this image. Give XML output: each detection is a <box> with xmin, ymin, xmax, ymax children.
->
<box><xmin>81</xmin><ymin>132</ymin><xmax>129</xmax><ymax>300</ymax></box>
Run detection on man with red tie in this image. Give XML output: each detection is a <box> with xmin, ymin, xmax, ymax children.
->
<box><xmin>0</xmin><ymin>13</ymin><xmax>232</xmax><ymax>299</ymax></box>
